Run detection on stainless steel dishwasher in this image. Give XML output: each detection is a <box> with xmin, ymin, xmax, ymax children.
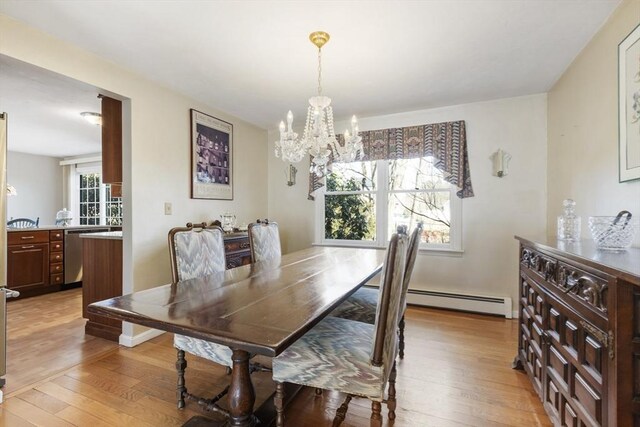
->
<box><xmin>64</xmin><ymin>228</ymin><xmax>110</xmax><ymax>285</ymax></box>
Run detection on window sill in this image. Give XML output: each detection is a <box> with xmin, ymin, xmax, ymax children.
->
<box><xmin>313</xmin><ymin>242</ymin><xmax>464</xmax><ymax>257</ymax></box>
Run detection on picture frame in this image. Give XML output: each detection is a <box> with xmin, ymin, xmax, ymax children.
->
<box><xmin>190</xmin><ymin>109</ymin><xmax>233</xmax><ymax>199</ymax></box>
<box><xmin>618</xmin><ymin>23</ymin><xmax>640</xmax><ymax>182</ymax></box>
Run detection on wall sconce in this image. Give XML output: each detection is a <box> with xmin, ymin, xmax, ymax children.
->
<box><xmin>285</xmin><ymin>164</ymin><xmax>297</xmax><ymax>186</ymax></box>
<box><xmin>490</xmin><ymin>149</ymin><xmax>511</xmax><ymax>177</ymax></box>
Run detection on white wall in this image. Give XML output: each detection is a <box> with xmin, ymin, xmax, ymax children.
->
<box><xmin>268</xmin><ymin>94</ymin><xmax>548</xmax><ymax>310</ymax></box>
<box><xmin>7</xmin><ymin>150</ymin><xmax>62</xmax><ymax>224</ymax></box>
<box><xmin>0</xmin><ymin>15</ymin><xmax>269</xmax><ymax>338</ymax></box>
<box><xmin>548</xmin><ymin>0</ymin><xmax>640</xmax><ymax>245</ymax></box>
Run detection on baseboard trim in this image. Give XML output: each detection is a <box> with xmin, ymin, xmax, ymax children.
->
<box><xmin>119</xmin><ymin>328</ymin><xmax>165</xmax><ymax>347</ymax></box>
<box><xmin>405</xmin><ymin>288</ymin><xmax>513</xmax><ymax>318</ymax></box>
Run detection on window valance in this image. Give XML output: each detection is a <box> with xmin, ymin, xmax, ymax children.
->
<box><xmin>308</xmin><ymin>120</ymin><xmax>474</xmax><ymax>200</ymax></box>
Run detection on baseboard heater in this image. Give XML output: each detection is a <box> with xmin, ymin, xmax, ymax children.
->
<box><xmin>404</xmin><ymin>289</ymin><xmax>513</xmax><ymax>318</ymax></box>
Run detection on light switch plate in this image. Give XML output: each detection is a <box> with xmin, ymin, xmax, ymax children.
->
<box><xmin>164</xmin><ymin>202</ymin><xmax>172</xmax><ymax>215</ymax></box>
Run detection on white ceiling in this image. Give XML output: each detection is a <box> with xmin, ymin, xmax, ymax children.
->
<box><xmin>0</xmin><ymin>55</ymin><xmax>101</xmax><ymax>157</ymax></box>
<box><xmin>0</xmin><ymin>0</ymin><xmax>621</xmax><ymax>133</ymax></box>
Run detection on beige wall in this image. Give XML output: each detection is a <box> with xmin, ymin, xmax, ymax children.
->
<box><xmin>548</xmin><ymin>0</ymin><xmax>640</xmax><ymax>244</ymax></box>
<box><xmin>7</xmin><ymin>151</ymin><xmax>62</xmax><ymax>224</ymax></box>
<box><xmin>268</xmin><ymin>94</ymin><xmax>548</xmax><ymax>312</ymax></box>
<box><xmin>0</xmin><ymin>15</ymin><xmax>269</xmax><ymax>339</ymax></box>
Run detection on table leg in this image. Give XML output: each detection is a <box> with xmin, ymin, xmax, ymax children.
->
<box><xmin>228</xmin><ymin>349</ymin><xmax>256</xmax><ymax>427</ymax></box>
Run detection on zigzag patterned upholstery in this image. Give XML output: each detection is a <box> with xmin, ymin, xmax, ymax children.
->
<box><xmin>272</xmin><ymin>316</ymin><xmax>382</xmax><ymax>398</ymax></box>
<box><xmin>329</xmin><ymin>287</ymin><xmax>378</xmax><ymax>324</ymax></box>
<box><xmin>168</xmin><ymin>223</ymin><xmax>235</xmax><ymax>411</ymax></box>
<box><xmin>329</xmin><ymin>224</ymin><xmax>422</xmax><ymax>359</ymax></box>
<box><xmin>248</xmin><ymin>220</ymin><xmax>281</xmax><ymax>263</ymax></box>
<box><xmin>273</xmin><ymin>230</ymin><xmax>408</xmax><ymax>426</ymax></box>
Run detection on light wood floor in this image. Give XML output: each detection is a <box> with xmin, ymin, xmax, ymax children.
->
<box><xmin>1</xmin><ymin>289</ymin><xmax>551</xmax><ymax>426</ymax></box>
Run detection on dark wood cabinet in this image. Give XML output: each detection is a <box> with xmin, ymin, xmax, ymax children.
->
<box><xmin>514</xmin><ymin>237</ymin><xmax>640</xmax><ymax>427</ymax></box>
<box><xmin>223</xmin><ymin>232</ymin><xmax>251</xmax><ymax>269</ymax></box>
<box><xmin>101</xmin><ymin>95</ymin><xmax>122</xmax><ymax>187</ymax></box>
<box><xmin>7</xmin><ymin>242</ymin><xmax>49</xmax><ymax>292</ymax></box>
<box><xmin>82</xmin><ymin>236</ymin><xmax>122</xmax><ymax>342</ymax></box>
<box><xmin>7</xmin><ymin>230</ymin><xmax>67</xmax><ymax>298</ymax></box>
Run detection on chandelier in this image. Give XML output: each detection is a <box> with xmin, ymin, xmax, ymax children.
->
<box><xmin>275</xmin><ymin>31</ymin><xmax>363</xmax><ymax>176</ymax></box>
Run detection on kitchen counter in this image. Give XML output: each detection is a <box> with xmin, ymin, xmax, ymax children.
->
<box><xmin>7</xmin><ymin>225</ymin><xmax>111</xmax><ymax>232</ymax></box>
<box><xmin>79</xmin><ymin>231</ymin><xmax>122</xmax><ymax>240</ymax></box>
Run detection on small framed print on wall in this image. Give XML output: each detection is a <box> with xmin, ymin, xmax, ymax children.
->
<box><xmin>191</xmin><ymin>109</ymin><xmax>233</xmax><ymax>199</ymax></box>
<box><xmin>619</xmin><ymin>24</ymin><xmax>640</xmax><ymax>182</ymax></box>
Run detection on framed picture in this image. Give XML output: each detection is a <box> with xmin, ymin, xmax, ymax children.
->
<box><xmin>619</xmin><ymin>24</ymin><xmax>640</xmax><ymax>182</ymax></box>
<box><xmin>191</xmin><ymin>109</ymin><xmax>233</xmax><ymax>199</ymax></box>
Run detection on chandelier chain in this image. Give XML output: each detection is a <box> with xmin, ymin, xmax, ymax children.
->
<box><xmin>317</xmin><ymin>48</ymin><xmax>322</xmax><ymax>96</ymax></box>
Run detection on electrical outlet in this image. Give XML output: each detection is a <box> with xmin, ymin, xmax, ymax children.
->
<box><xmin>164</xmin><ymin>202</ymin><xmax>172</xmax><ymax>215</ymax></box>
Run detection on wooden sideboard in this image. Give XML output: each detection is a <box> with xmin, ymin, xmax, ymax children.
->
<box><xmin>514</xmin><ymin>236</ymin><xmax>640</xmax><ymax>427</ymax></box>
<box><xmin>223</xmin><ymin>232</ymin><xmax>251</xmax><ymax>269</ymax></box>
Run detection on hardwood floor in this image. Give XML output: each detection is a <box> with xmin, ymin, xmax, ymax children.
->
<box><xmin>1</xmin><ymin>290</ymin><xmax>550</xmax><ymax>426</ymax></box>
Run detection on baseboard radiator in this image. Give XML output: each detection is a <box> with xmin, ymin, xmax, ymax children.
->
<box><xmin>404</xmin><ymin>289</ymin><xmax>513</xmax><ymax>318</ymax></box>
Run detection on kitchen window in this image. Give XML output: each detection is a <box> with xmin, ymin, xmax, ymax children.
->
<box><xmin>316</xmin><ymin>156</ymin><xmax>462</xmax><ymax>251</ymax></box>
<box><xmin>77</xmin><ymin>171</ymin><xmax>122</xmax><ymax>226</ymax></box>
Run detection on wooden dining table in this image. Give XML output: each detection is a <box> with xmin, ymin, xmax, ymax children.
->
<box><xmin>88</xmin><ymin>246</ymin><xmax>385</xmax><ymax>427</ymax></box>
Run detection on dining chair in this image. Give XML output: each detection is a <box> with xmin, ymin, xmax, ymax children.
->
<box><xmin>272</xmin><ymin>228</ymin><xmax>409</xmax><ymax>427</ymax></box>
<box><xmin>7</xmin><ymin>217</ymin><xmax>39</xmax><ymax>228</ymax></box>
<box><xmin>248</xmin><ymin>219</ymin><xmax>281</xmax><ymax>262</ymax></box>
<box><xmin>329</xmin><ymin>223</ymin><xmax>423</xmax><ymax>359</ymax></box>
<box><xmin>168</xmin><ymin>222</ymin><xmax>233</xmax><ymax>411</ymax></box>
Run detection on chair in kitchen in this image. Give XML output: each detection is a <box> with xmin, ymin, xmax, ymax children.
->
<box><xmin>329</xmin><ymin>222</ymin><xmax>422</xmax><ymax>359</ymax></box>
<box><xmin>7</xmin><ymin>217</ymin><xmax>39</xmax><ymax>228</ymax></box>
<box><xmin>168</xmin><ymin>222</ymin><xmax>234</xmax><ymax>411</ymax></box>
<box><xmin>248</xmin><ymin>219</ymin><xmax>281</xmax><ymax>263</ymax></box>
<box><xmin>272</xmin><ymin>228</ymin><xmax>408</xmax><ymax>427</ymax></box>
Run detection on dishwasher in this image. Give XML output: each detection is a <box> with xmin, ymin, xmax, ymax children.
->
<box><xmin>64</xmin><ymin>228</ymin><xmax>110</xmax><ymax>285</ymax></box>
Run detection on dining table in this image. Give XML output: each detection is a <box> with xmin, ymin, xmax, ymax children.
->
<box><xmin>88</xmin><ymin>246</ymin><xmax>385</xmax><ymax>427</ymax></box>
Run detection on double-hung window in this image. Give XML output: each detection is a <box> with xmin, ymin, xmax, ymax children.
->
<box><xmin>316</xmin><ymin>156</ymin><xmax>462</xmax><ymax>251</ymax></box>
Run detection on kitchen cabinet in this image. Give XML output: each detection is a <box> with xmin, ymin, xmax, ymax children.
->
<box><xmin>81</xmin><ymin>233</ymin><xmax>122</xmax><ymax>342</ymax></box>
<box><xmin>7</xmin><ymin>230</ymin><xmax>50</xmax><ymax>293</ymax></box>
<box><xmin>100</xmin><ymin>95</ymin><xmax>122</xmax><ymax>188</ymax></box>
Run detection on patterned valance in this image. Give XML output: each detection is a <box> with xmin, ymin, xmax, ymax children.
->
<box><xmin>308</xmin><ymin>120</ymin><xmax>474</xmax><ymax>200</ymax></box>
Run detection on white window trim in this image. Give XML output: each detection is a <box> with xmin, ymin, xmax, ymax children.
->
<box><xmin>72</xmin><ymin>165</ymin><xmax>122</xmax><ymax>226</ymax></box>
<box><xmin>314</xmin><ymin>159</ymin><xmax>463</xmax><ymax>252</ymax></box>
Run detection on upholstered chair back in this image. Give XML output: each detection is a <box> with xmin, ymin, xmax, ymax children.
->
<box><xmin>398</xmin><ymin>223</ymin><xmax>423</xmax><ymax>320</ymax></box>
<box><xmin>370</xmin><ymin>228</ymin><xmax>408</xmax><ymax>381</ymax></box>
<box><xmin>248</xmin><ymin>219</ymin><xmax>282</xmax><ymax>263</ymax></box>
<box><xmin>168</xmin><ymin>223</ymin><xmax>226</xmax><ymax>283</ymax></box>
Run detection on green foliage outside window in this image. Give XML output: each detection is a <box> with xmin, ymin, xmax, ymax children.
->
<box><xmin>324</xmin><ymin>172</ymin><xmax>375</xmax><ymax>240</ymax></box>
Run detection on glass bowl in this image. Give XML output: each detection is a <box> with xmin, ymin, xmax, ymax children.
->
<box><xmin>588</xmin><ymin>216</ymin><xmax>638</xmax><ymax>250</ymax></box>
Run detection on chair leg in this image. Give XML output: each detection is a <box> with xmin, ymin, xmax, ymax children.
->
<box><xmin>399</xmin><ymin>314</ymin><xmax>406</xmax><ymax>359</ymax></box>
<box><xmin>274</xmin><ymin>381</ymin><xmax>285</xmax><ymax>427</ymax></box>
<box><xmin>332</xmin><ymin>395</ymin><xmax>352</xmax><ymax>427</ymax></box>
<box><xmin>370</xmin><ymin>401</ymin><xmax>382</xmax><ymax>427</ymax></box>
<box><xmin>387</xmin><ymin>361</ymin><xmax>397</xmax><ymax>419</ymax></box>
<box><xmin>176</xmin><ymin>349</ymin><xmax>187</xmax><ymax>409</ymax></box>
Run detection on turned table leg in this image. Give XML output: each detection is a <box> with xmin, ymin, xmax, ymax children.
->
<box><xmin>228</xmin><ymin>349</ymin><xmax>256</xmax><ymax>427</ymax></box>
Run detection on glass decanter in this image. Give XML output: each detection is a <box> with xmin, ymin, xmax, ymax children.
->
<box><xmin>557</xmin><ymin>199</ymin><xmax>581</xmax><ymax>241</ymax></box>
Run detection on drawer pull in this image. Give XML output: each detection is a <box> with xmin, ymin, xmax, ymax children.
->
<box><xmin>580</xmin><ymin>321</ymin><xmax>614</xmax><ymax>360</ymax></box>
<box><xmin>21</xmin><ymin>245</ymin><xmax>35</xmax><ymax>249</ymax></box>
<box><xmin>21</xmin><ymin>236</ymin><xmax>35</xmax><ymax>240</ymax></box>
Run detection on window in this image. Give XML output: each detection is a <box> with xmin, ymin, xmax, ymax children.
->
<box><xmin>77</xmin><ymin>172</ymin><xmax>122</xmax><ymax>226</ymax></box>
<box><xmin>317</xmin><ymin>156</ymin><xmax>462</xmax><ymax>251</ymax></box>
